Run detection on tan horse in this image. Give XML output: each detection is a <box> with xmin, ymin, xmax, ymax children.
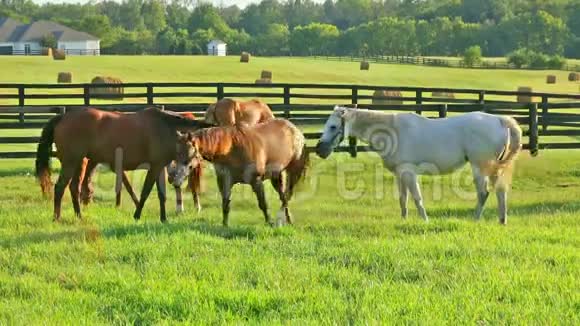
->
<box><xmin>172</xmin><ymin>119</ymin><xmax>309</xmax><ymax>227</ymax></box>
<box><xmin>204</xmin><ymin>98</ymin><xmax>274</xmax><ymax>126</ymax></box>
<box><xmin>35</xmin><ymin>107</ymin><xmax>210</xmax><ymax>222</ymax></box>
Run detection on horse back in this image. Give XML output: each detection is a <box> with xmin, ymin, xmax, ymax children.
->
<box><xmin>253</xmin><ymin>119</ymin><xmax>304</xmax><ymax>166</ymax></box>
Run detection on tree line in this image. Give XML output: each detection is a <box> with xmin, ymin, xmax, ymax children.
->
<box><xmin>1</xmin><ymin>0</ymin><xmax>579</xmax><ymax>59</ymax></box>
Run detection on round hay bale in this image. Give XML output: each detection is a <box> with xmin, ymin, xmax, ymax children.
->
<box><xmin>372</xmin><ymin>90</ymin><xmax>403</xmax><ymax>105</ymax></box>
<box><xmin>360</xmin><ymin>61</ymin><xmax>370</xmax><ymax>70</ymax></box>
<box><xmin>52</xmin><ymin>49</ymin><xmax>66</xmax><ymax>60</ymax></box>
<box><xmin>431</xmin><ymin>91</ymin><xmax>455</xmax><ymax>99</ymax></box>
<box><xmin>517</xmin><ymin>86</ymin><xmax>534</xmax><ymax>103</ymax></box>
<box><xmin>240</xmin><ymin>52</ymin><xmax>250</xmax><ymax>63</ymax></box>
<box><xmin>546</xmin><ymin>75</ymin><xmax>556</xmax><ymax>84</ymax></box>
<box><xmin>91</xmin><ymin>76</ymin><xmax>124</xmax><ymax>101</ymax></box>
<box><xmin>568</xmin><ymin>72</ymin><xmax>580</xmax><ymax>82</ymax></box>
<box><xmin>261</xmin><ymin>70</ymin><xmax>272</xmax><ymax>79</ymax></box>
<box><xmin>57</xmin><ymin>72</ymin><xmax>72</xmax><ymax>84</ymax></box>
<box><xmin>255</xmin><ymin>78</ymin><xmax>272</xmax><ymax>85</ymax></box>
<box><xmin>41</xmin><ymin>47</ymin><xmax>52</xmax><ymax>56</ymax></box>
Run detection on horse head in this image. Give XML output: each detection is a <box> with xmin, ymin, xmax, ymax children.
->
<box><xmin>172</xmin><ymin>132</ymin><xmax>202</xmax><ymax>187</ymax></box>
<box><xmin>316</xmin><ymin>106</ymin><xmax>353</xmax><ymax>158</ymax></box>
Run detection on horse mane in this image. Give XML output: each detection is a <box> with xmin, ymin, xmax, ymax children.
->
<box><xmin>148</xmin><ymin>107</ymin><xmax>212</xmax><ymax>129</ymax></box>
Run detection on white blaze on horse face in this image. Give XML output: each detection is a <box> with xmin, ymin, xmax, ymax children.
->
<box><xmin>173</xmin><ymin>141</ymin><xmax>198</xmax><ymax>186</ymax></box>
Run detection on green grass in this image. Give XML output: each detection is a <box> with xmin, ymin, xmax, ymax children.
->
<box><xmin>0</xmin><ymin>151</ymin><xmax>579</xmax><ymax>324</ymax></box>
<box><xmin>0</xmin><ymin>56</ymin><xmax>579</xmax><ymax>324</ymax></box>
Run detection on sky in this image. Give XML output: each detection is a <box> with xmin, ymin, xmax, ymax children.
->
<box><xmin>31</xmin><ymin>0</ymin><xmax>271</xmax><ymax>8</ymax></box>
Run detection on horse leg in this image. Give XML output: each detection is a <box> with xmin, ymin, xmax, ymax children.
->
<box><xmin>80</xmin><ymin>159</ymin><xmax>98</xmax><ymax>205</ymax></box>
<box><xmin>68</xmin><ymin>162</ymin><xmax>84</xmax><ymax>219</ymax></box>
<box><xmin>402</xmin><ymin>171</ymin><xmax>428</xmax><ymax>221</ymax></box>
<box><xmin>217</xmin><ymin>173</ymin><xmax>233</xmax><ymax>227</ymax></box>
<box><xmin>175</xmin><ymin>185</ymin><xmax>184</xmax><ymax>214</ymax></box>
<box><xmin>252</xmin><ymin>178</ymin><xmax>272</xmax><ymax>226</ymax></box>
<box><xmin>472</xmin><ymin>165</ymin><xmax>489</xmax><ymax>220</ymax></box>
<box><xmin>156</xmin><ymin>169</ymin><xmax>167</xmax><ymax>223</ymax></box>
<box><xmin>271</xmin><ymin>172</ymin><xmax>290</xmax><ymax>226</ymax></box>
<box><xmin>491</xmin><ymin>175</ymin><xmax>508</xmax><ymax>225</ymax></box>
<box><xmin>53</xmin><ymin>159</ymin><xmax>79</xmax><ymax>221</ymax></box>
<box><xmin>133</xmin><ymin>167</ymin><xmax>159</xmax><ymax>221</ymax></box>
<box><xmin>396</xmin><ymin>174</ymin><xmax>409</xmax><ymax>218</ymax></box>
<box><xmin>189</xmin><ymin>165</ymin><xmax>202</xmax><ymax>213</ymax></box>
<box><xmin>121</xmin><ymin>172</ymin><xmax>140</xmax><ymax>208</ymax></box>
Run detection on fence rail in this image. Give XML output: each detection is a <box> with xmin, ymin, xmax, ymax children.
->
<box><xmin>1</xmin><ymin>82</ymin><xmax>580</xmax><ymax>159</ymax></box>
<box><xmin>3</xmin><ymin>49</ymin><xmax>100</xmax><ymax>56</ymax></box>
<box><xmin>311</xmin><ymin>55</ymin><xmax>580</xmax><ymax>72</ymax></box>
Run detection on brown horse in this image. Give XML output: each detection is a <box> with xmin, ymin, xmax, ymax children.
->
<box><xmin>204</xmin><ymin>98</ymin><xmax>274</xmax><ymax>126</ymax></box>
<box><xmin>35</xmin><ymin>107</ymin><xmax>211</xmax><ymax>222</ymax></box>
<box><xmin>81</xmin><ymin>111</ymin><xmax>205</xmax><ymax>214</ymax></box>
<box><xmin>172</xmin><ymin>119</ymin><xmax>309</xmax><ymax>227</ymax></box>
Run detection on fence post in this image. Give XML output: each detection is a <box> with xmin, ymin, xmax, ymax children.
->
<box><xmin>438</xmin><ymin>104</ymin><xmax>447</xmax><ymax>118</ymax></box>
<box><xmin>349</xmin><ymin>87</ymin><xmax>358</xmax><ymax>158</ymax></box>
<box><xmin>83</xmin><ymin>85</ymin><xmax>90</xmax><ymax>106</ymax></box>
<box><xmin>216</xmin><ymin>83</ymin><xmax>224</xmax><ymax>100</ymax></box>
<box><xmin>18</xmin><ymin>86</ymin><xmax>25</xmax><ymax>123</ymax></box>
<box><xmin>529</xmin><ymin>103</ymin><xmax>539</xmax><ymax>156</ymax></box>
<box><xmin>283</xmin><ymin>86</ymin><xmax>291</xmax><ymax>119</ymax></box>
<box><xmin>478</xmin><ymin>91</ymin><xmax>485</xmax><ymax>104</ymax></box>
<box><xmin>146</xmin><ymin>83</ymin><xmax>154</xmax><ymax>105</ymax></box>
<box><xmin>541</xmin><ymin>96</ymin><xmax>549</xmax><ymax>131</ymax></box>
<box><xmin>415</xmin><ymin>90</ymin><xmax>422</xmax><ymax>115</ymax></box>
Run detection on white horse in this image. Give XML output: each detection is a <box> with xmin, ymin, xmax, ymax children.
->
<box><xmin>315</xmin><ymin>106</ymin><xmax>522</xmax><ymax>224</ymax></box>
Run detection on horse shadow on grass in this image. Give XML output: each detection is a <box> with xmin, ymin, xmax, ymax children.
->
<box><xmin>0</xmin><ymin>218</ymin><xmax>258</xmax><ymax>249</ymax></box>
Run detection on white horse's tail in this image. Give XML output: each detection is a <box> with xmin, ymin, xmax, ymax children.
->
<box><xmin>498</xmin><ymin>116</ymin><xmax>523</xmax><ymax>166</ymax></box>
<box><xmin>492</xmin><ymin>116</ymin><xmax>522</xmax><ymax>190</ymax></box>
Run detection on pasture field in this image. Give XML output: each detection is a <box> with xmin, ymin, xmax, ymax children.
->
<box><xmin>0</xmin><ymin>56</ymin><xmax>579</xmax><ymax>94</ymax></box>
<box><xmin>0</xmin><ymin>56</ymin><xmax>578</xmax><ymax>323</ymax></box>
<box><xmin>0</xmin><ymin>151</ymin><xmax>579</xmax><ymax>324</ymax></box>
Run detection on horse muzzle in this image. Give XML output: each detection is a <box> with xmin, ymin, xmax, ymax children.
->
<box><xmin>315</xmin><ymin>141</ymin><xmax>332</xmax><ymax>159</ymax></box>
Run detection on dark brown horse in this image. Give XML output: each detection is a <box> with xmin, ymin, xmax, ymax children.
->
<box><xmin>172</xmin><ymin>119</ymin><xmax>309</xmax><ymax>227</ymax></box>
<box><xmin>35</xmin><ymin>107</ymin><xmax>211</xmax><ymax>222</ymax></box>
<box><xmin>80</xmin><ymin>111</ymin><xmax>205</xmax><ymax>214</ymax></box>
<box><xmin>204</xmin><ymin>98</ymin><xmax>274</xmax><ymax>126</ymax></box>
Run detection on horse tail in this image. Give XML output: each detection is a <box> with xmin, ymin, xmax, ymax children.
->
<box><xmin>286</xmin><ymin>143</ymin><xmax>310</xmax><ymax>201</ymax></box>
<box><xmin>493</xmin><ymin>116</ymin><xmax>523</xmax><ymax>190</ymax></box>
<box><xmin>35</xmin><ymin>114</ymin><xmax>63</xmax><ymax>196</ymax></box>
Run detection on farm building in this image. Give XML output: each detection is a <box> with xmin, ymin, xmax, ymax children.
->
<box><xmin>0</xmin><ymin>17</ymin><xmax>100</xmax><ymax>55</ymax></box>
<box><xmin>207</xmin><ymin>40</ymin><xmax>227</xmax><ymax>56</ymax></box>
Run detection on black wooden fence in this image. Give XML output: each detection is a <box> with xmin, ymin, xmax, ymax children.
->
<box><xmin>311</xmin><ymin>55</ymin><xmax>580</xmax><ymax>72</ymax></box>
<box><xmin>0</xmin><ymin>82</ymin><xmax>579</xmax><ymax>159</ymax></box>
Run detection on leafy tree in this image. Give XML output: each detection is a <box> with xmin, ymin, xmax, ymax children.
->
<box><xmin>253</xmin><ymin>23</ymin><xmax>290</xmax><ymax>55</ymax></box>
<box><xmin>290</xmin><ymin>23</ymin><xmax>339</xmax><ymax>55</ymax></box>
<box><xmin>142</xmin><ymin>0</ymin><xmax>167</xmax><ymax>34</ymax></box>
<box><xmin>80</xmin><ymin>15</ymin><xmax>114</xmax><ymax>47</ymax></box>
<box><xmin>39</xmin><ymin>33</ymin><xmax>57</xmax><ymax>48</ymax></box>
<box><xmin>463</xmin><ymin>45</ymin><xmax>482</xmax><ymax>67</ymax></box>
<box><xmin>239</xmin><ymin>0</ymin><xmax>285</xmax><ymax>35</ymax></box>
<box><xmin>188</xmin><ymin>4</ymin><xmax>231</xmax><ymax>39</ymax></box>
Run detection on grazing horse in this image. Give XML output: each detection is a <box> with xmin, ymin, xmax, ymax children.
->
<box><xmin>172</xmin><ymin>119</ymin><xmax>309</xmax><ymax>227</ymax></box>
<box><xmin>82</xmin><ymin>111</ymin><xmax>205</xmax><ymax>214</ymax></box>
<box><xmin>204</xmin><ymin>98</ymin><xmax>274</xmax><ymax>126</ymax></box>
<box><xmin>316</xmin><ymin>106</ymin><xmax>522</xmax><ymax>224</ymax></box>
<box><xmin>35</xmin><ymin>107</ymin><xmax>210</xmax><ymax>222</ymax></box>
